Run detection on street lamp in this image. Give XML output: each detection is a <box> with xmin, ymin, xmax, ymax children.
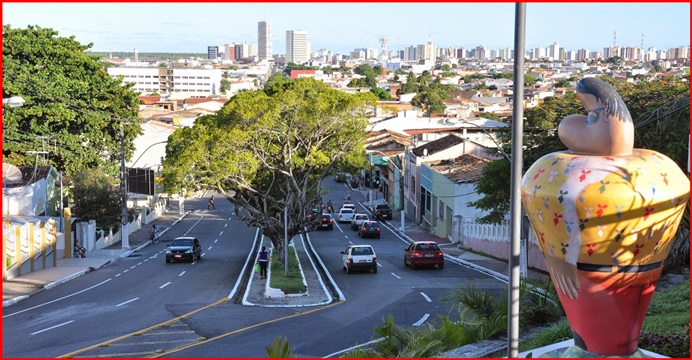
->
<box><xmin>2</xmin><ymin>96</ymin><xmax>25</xmax><ymax>108</ymax></box>
<box><xmin>366</xmin><ymin>149</ymin><xmax>406</xmax><ymax>233</ymax></box>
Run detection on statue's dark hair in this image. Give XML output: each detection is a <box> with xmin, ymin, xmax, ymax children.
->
<box><xmin>576</xmin><ymin>77</ymin><xmax>632</xmax><ymax>123</ymax></box>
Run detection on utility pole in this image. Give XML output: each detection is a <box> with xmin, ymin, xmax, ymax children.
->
<box><xmin>120</xmin><ymin>121</ymin><xmax>130</xmax><ymax>249</ymax></box>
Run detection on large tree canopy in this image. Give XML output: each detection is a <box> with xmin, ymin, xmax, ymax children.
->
<box><xmin>162</xmin><ymin>78</ymin><xmax>374</xmax><ymax>263</ymax></box>
<box><xmin>2</xmin><ymin>25</ymin><xmax>141</xmax><ymax>177</ymax></box>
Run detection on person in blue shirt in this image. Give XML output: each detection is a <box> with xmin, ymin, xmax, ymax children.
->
<box><xmin>257</xmin><ymin>246</ymin><xmax>270</xmax><ymax>279</ymax></box>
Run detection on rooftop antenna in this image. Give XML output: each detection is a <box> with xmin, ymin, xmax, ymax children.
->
<box><xmin>380</xmin><ymin>35</ymin><xmax>387</xmax><ymax>79</ymax></box>
<box><xmin>640</xmin><ymin>33</ymin><xmax>645</xmax><ymax>61</ymax></box>
<box><xmin>613</xmin><ymin>31</ymin><xmax>617</xmax><ymax>47</ymax></box>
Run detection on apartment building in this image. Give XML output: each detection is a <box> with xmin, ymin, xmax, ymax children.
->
<box><xmin>258</xmin><ymin>21</ymin><xmax>273</xmax><ymax>61</ymax></box>
<box><xmin>108</xmin><ymin>67</ymin><xmax>223</xmax><ymax>97</ymax></box>
<box><xmin>286</xmin><ymin>30</ymin><xmax>309</xmax><ymax>64</ymax></box>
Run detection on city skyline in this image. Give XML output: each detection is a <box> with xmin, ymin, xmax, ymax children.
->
<box><xmin>2</xmin><ymin>2</ymin><xmax>690</xmax><ymax>55</ymax></box>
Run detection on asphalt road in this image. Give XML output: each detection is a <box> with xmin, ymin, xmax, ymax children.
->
<box><xmin>2</xmin><ymin>182</ymin><xmax>508</xmax><ymax>358</ymax></box>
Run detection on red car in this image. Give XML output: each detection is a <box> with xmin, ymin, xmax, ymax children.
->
<box><xmin>404</xmin><ymin>241</ymin><xmax>444</xmax><ymax>270</ymax></box>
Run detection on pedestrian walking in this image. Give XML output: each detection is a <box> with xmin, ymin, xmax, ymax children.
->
<box><xmin>208</xmin><ymin>195</ymin><xmax>215</xmax><ymax>210</ymax></box>
<box><xmin>151</xmin><ymin>224</ymin><xmax>160</xmax><ymax>243</ymax></box>
<box><xmin>257</xmin><ymin>246</ymin><xmax>270</xmax><ymax>279</ymax></box>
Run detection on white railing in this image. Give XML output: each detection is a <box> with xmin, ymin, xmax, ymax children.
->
<box><xmin>462</xmin><ymin>219</ymin><xmax>538</xmax><ymax>245</ymax></box>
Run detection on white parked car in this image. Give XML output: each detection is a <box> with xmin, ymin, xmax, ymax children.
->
<box><xmin>351</xmin><ymin>213</ymin><xmax>370</xmax><ymax>230</ymax></box>
<box><xmin>340</xmin><ymin>203</ymin><xmax>357</xmax><ymax>213</ymax></box>
<box><xmin>341</xmin><ymin>244</ymin><xmax>378</xmax><ymax>274</ymax></box>
<box><xmin>337</xmin><ymin>208</ymin><xmax>355</xmax><ymax>223</ymax></box>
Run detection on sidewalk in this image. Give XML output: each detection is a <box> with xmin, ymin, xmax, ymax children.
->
<box><xmin>2</xmin><ymin>206</ymin><xmax>190</xmax><ymax>308</ymax></box>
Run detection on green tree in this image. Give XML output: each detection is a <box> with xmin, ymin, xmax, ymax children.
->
<box><xmin>70</xmin><ymin>168</ymin><xmax>122</xmax><ymax>230</ymax></box>
<box><xmin>371</xmin><ymin>87</ymin><xmax>394</xmax><ymax>100</ymax></box>
<box><xmin>412</xmin><ymin>90</ymin><xmax>446</xmax><ymax>116</ymax></box>
<box><xmin>162</xmin><ymin>78</ymin><xmax>374</xmax><ymax>264</ymax></box>
<box><xmin>554</xmin><ymin>79</ymin><xmax>571</xmax><ymax>88</ymax></box>
<box><xmin>2</xmin><ymin>25</ymin><xmax>141</xmax><ymax>177</ymax></box>
<box><xmin>399</xmin><ymin>71</ymin><xmax>420</xmax><ymax>94</ymax></box>
<box><xmin>524</xmin><ymin>73</ymin><xmax>537</xmax><ymax>87</ymax></box>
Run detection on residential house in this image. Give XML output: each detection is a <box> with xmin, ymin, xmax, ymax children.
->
<box><xmin>421</xmin><ymin>154</ymin><xmax>492</xmax><ymax>239</ymax></box>
<box><xmin>3</xmin><ymin>165</ymin><xmax>61</xmax><ymax>218</ymax></box>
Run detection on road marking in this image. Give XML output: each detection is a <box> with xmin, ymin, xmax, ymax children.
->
<box><xmin>178</xmin><ymin>271</ymin><xmax>186</xmax><ymax>277</ymax></box>
<box><xmin>420</xmin><ymin>292</ymin><xmax>432</xmax><ymax>302</ymax></box>
<box><xmin>214</xmin><ymin>239</ymin><xmax>218</xmax><ymax>243</ymax></box>
<box><xmin>224</xmin><ymin>223</ymin><xmax>228</xmax><ymax>228</ymax></box>
<box><xmin>137</xmin><ymin>262</ymin><xmax>143</xmax><ymax>266</ymax></box>
<box><xmin>207</xmin><ymin>246</ymin><xmax>213</xmax><ymax>250</ymax></box>
<box><xmin>123</xmin><ymin>269</ymin><xmax>129</xmax><ymax>273</ymax></box>
<box><xmin>31</xmin><ymin>320</ymin><xmax>74</xmax><ymax>335</ymax></box>
<box><xmin>3</xmin><ymin>279</ymin><xmax>112</xmax><ymax>318</ymax></box>
<box><xmin>412</xmin><ymin>314</ymin><xmax>430</xmax><ymax>327</ymax></box>
<box><xmin>219</xmin><ymin>231</ymin><xmax>223</xmax><ymax>236</ymax></box>
<box><xmin>130</xmin><ymin>266</ymin><xmax>136</xmax><ymax>269</ymax></box>
<box><xmin>116</xmin><ymin>298</ymin><xmax>139</xmax><ymax>307</ymax></box>
<box><xmin>390</xmin><ymin>273</ymin><xmax>401</xmax><ymax>279</ymax></box>
<box><xmin>159</xmin><ymin>282</ymin><xmax>171</xmax><ymax>289</ymax></box>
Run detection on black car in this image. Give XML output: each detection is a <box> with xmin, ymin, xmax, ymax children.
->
<box><xmin>372</xmin><ymin>204</ymin><xmax>392</xmax><ymax>221</ymax></box>
<box><xmin>358</xmin><ymin>221</ymin><xmax>381</xmax><ymax>239</ymax></box>
<box><xmin>319</xmin><ymin>214</ymin><xmax>334</xmax><ymax>230</ymax></box>
<box><xmin>165</xmin><ymin>237</ymin><xmax>202</xmax><ymax>263</ymax></box>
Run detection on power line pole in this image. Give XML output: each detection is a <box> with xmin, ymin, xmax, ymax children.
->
<box><xmin>120</xmin><ymin>121</ymin><xmax>130</xmax><ymax>249</ymax></box>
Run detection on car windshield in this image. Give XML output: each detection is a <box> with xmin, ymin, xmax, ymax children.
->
<box><xmin>353</xmin><ymin>247</ymin><xmax>373</xmax><ymax>255</ymax></box>
<box><xmin>172</xmin><ymin>239</ymin><xmax>193</xmax><ymax>247</ymax></box>
<box><xmin>356</xmin><ymin>215</ymin><xmax>367</xmax><ymax>220</ymax></box>
<box><xmin>341</xmin><ymin>209</ymin><xmax>354</xmax><ymax>214</ymax></box>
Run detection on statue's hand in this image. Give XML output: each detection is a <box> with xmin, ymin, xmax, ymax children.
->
<box><xmin>544</xmin><ymin>256</ymin><xmax>580</xmax><ymax>299</ymax></box>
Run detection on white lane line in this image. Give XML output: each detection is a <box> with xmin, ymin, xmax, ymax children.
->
<box><xmin>214</xmin><ymin>239</ymin><xmax>218</xmax><ymax>243</ymax></box>
<box><xmin>219</xmin><ymin>231</ymin><xmax>224</xmax><ymax>236</ymax></box>
<box><xmin>420</xmin><ymin>292</ymin><xmax>432</xmax><ymax>302</ymax></box>
<box><xmin>30</xmin><ymin>320</ymin><xmax>74</xmax><ymax>335</ymax></box>
<box><xmin>159</xmin><ymin>282</ymin><xmax>172</xmax><ymax>289</ymax></box>
<box><xmin>412</xmin><ymin>314</ymin><xmax>430</xmax><ymax>327</ymax></box>
<box><xmin>129</xmin><ymin>266</ymin><xmax>136</xmax><ymax>269</ymax></box>
<box><xmin>137</xmin><ymin>262</ymin><xmax>143</xmax><ymax>266</ymax></box>
<box><xmin>115</xmin><ymin>273</ymin><xmax>122</xmax><ymax>277</ymax></box>
<box><xmin>390</xmin><ymin>273</ymin><xmax>401</xmax><ymax>279</ymax></box>
<box><xmin>123</xmin><ymin>269</ymin><xmax>129</xmax><ymax>273</ymax></box>
<box><xmin>3</xmin><ymin>279</ymin><xmax>112</xmax><ymax>318</ymax></box>
<box><xmin>116</xmin><ymin>298</ymin><xmax>139</xmax><ymax>307</ymax></box>
<box><xmin>178</xmin><ymin>271</ymin><xmax>186</xmax><ymax>277</ymax></box>
<box><xmin>207</xmin><ymin>246</ymin><xmax>213</xmax><ymax>250</ymax></box>
<box><xmin>224</xmin><ymin>223</ymin><xmax>228</xmax><ymax>228</ymax></box>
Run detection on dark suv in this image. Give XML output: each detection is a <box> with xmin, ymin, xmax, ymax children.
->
<box><xmin>372</xmin><ymin>204</ymin><xmax>392</xmax><ymax>221</ymax></box>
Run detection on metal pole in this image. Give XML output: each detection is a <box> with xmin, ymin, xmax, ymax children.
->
<box><xmin>368</xmin><ymin>155</ymin><xmax>373</xmax><ymax>206</ymax></box>
<box><xmin>120</xmin><ymin>121</ymin><xmax>130</xmax><ymax>249</ymax></box>
<box><xmin>284</xmin><ymin>205</ymin><xmax>288</xmax><ymax>277</ymax></box>
<box><xmin>59</xmin><ymin>171</ymin><xmax>64</xmax><ymax>232</ymax></box>
<box><xmin>508</xmin><ymin>3</ymin><xmax>526</xmax><ymax>358</ymax></box>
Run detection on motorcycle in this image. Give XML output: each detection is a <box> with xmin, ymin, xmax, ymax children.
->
<box><xmin>326</xmin><ymin>204</ymin><xmax>334</xmax><ymax>213</ymax></box>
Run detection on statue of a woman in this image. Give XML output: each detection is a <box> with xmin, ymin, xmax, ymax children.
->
<box><xmin>521</xmin><ymin>77</ymin><xmax>689</xmax><ymax>357</ymax></box>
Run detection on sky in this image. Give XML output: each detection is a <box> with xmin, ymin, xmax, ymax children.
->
<box><xmin>2</xmin><ymin>2</ymin><xmax>690</xmax><ymax>55</ymax></box>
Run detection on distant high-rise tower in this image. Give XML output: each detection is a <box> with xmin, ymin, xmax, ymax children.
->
<box><xmin>208</xmin><ymin>46</ymin><xmax>219</xmax><ymax>60</ymax></box>
<box><xmin>286</xmin><ymin>30</ymin><xmax>309</xmax><ymax>64</ymax></box>
<box><xmin>258</xmin><ymin>21</ymin><xmax>273</xmax><ymax>61</ymax></box>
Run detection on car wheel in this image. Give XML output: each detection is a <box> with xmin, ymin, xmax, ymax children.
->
<box><xmin>411</xmin><ymin>261</ymin><xmax>417</xmax><ymax>270</ymax></box>
<box><xmin>438</xmin><ymin>263</ymin><xmax>444</xmax><ymax>270</ymax></box>
<box><xmin>358</xmin><ymin>232</ymin><xmax>362</xmax><ymax>237</ymax></box>
<box><xmin>346</xmin><ymin>265</ymin><xmax>351</xmax><ymax>274</ymax></box>
<box><xmin>377</xmin><ymin>234</ymin><xmax>380</xmax><ymax>239</ymax></box>
<box><xmin>166</xmin><ymin>259</ymin><xmax>171</xmax><ymax>263</ymax></box>
<box><xmin>404</xmin><ymin>258</ymin><xmax>408</xmax><ymax>267</ymax></box>
<box><xmin>372</xmin><ymin>265</ymin><xmax>377</xmax><ymax>273</ymax></box>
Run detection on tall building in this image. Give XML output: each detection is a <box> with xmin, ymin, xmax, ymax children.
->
<box><xmin>286</xmin><ymin>30</ymin><xmax>309</xmax><ymax>64</ymax></box>
<box><xmin>258</xmin><ymin>21</ymin><xmax>273</xmax><ymax>61</ymax></box>
<box><xmin>208</xmin><ymin>46</ymin><xmax>219</xmax><ymax>60</ymax></box>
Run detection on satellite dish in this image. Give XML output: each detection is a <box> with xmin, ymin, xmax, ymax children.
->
<box><xmin>2</xmin><ymin>163</ymin><xmax>22</xmax><ymax>184</ymax></box>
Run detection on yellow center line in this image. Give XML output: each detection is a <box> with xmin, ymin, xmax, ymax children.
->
<box><xmin>149</xmin><ymin>301</ymin><xmax>344</xmax><ymax>358</ymax></box>
<box><xmin>58</xmin><ymin>298</ymin><xmax>228</xmax><ymax>358</ymax></box>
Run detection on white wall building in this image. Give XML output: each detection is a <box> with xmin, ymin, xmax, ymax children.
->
<box><xmin>258</xmin><ymin>21</ymin><xmax>273</xmax><ymax>61</ymax></box>
<box><xmin>286</xmin><ymin>30</ymin><xmax>309</xmax><ymax>64</ymax></box>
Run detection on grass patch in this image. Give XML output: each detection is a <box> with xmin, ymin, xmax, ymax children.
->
<box><xmin>518</xmin><ymin>319</ymin><xmax>572</xmax><ymax>353</ymax></box>
<box><xmin>268</xmin><ymin>245</ymin><xmax>307</xmax><ymax>294</ymax></box>
<box><xmin>642</xmin><ymin>279</ymin><xmax>689</xmax><ymax>336</ymax></box>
